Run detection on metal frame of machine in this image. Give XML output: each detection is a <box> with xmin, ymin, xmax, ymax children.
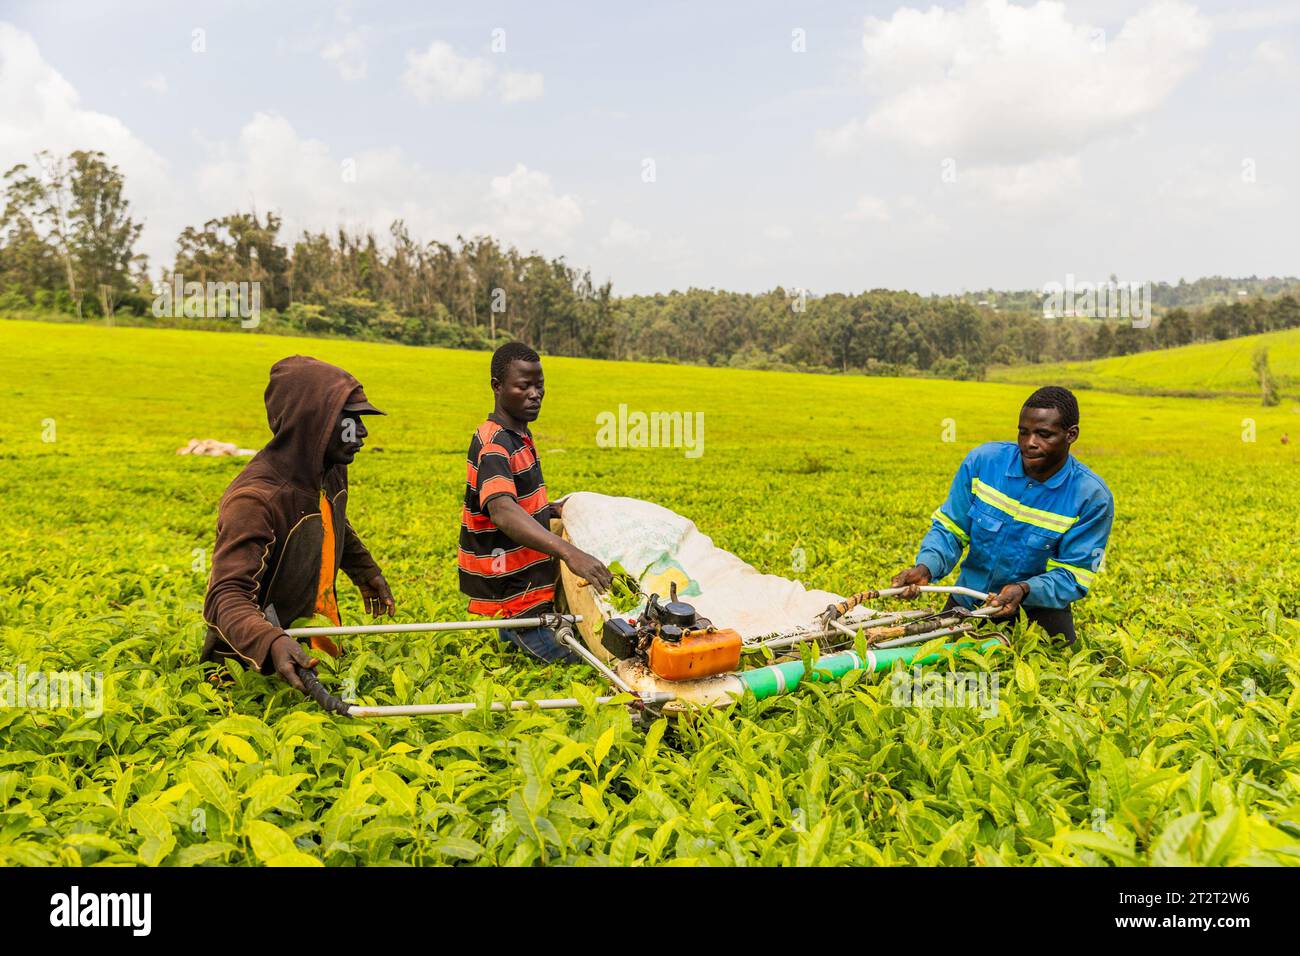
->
<box><xmin>285</xmin><ymin>520</ymin><xmax>1010</xmax><ymax>719</ymax></box>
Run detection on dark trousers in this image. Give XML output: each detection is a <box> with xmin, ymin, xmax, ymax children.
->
<box><xmin>501</xmin><ymin>605</ymin><xmax>581</xmax><ymax>663</ymax></box>
<box><xmin>942</xmin><ymin>596</ymin><xmax>1077</xmax><ymax>646</ymax></box>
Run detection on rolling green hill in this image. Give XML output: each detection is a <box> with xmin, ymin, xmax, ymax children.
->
<box><xmin>989</xmin><ymin>327</ymin><xmax>1300</xmax><ymax>400</ymax></box>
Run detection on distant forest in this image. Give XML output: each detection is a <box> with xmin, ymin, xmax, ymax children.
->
<box><xmin>4</xmin><ymin>149</ymin><xmax>1298</xmax><ymax>380</ymax></box>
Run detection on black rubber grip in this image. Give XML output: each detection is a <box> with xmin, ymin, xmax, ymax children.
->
<box><xmin>296</xmin><ymin>665</ymin><xmax>353</xmax><ymax>716</ymax></box>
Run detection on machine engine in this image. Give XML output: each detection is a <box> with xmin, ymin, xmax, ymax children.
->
<box><xmin>600</xmin><ymin>583</ymin><xmax>742</xmax><ymax>680</ymax></box>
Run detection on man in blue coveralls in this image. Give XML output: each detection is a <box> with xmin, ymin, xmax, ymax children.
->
<box><xmin>890</xmin><ymin>386</ymin><xmax>1114</xmax><ymax>646</ymax></box>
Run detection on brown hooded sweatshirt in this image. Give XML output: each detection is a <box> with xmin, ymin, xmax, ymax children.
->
<box><xmin>200</xmin><ymin>356</ymin><xmax>382</xmax><ymax>672</ymax></box>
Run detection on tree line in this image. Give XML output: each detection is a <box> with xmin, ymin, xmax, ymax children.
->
<box><xmin>955</xmin><ymin>275</ymin><xmax>1300</xmax><ymax>313</ymax></box>
<box><xmin>3</xmin><ymin>149</ymin><xmax>1298</xmax><ymax>380</ymax></box>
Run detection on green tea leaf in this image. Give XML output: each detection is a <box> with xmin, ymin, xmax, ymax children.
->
<box><xmin>244</xmin><ymin>773</ymin><xmax>309</xmax><ymax>819</ymax></box>
<box><xmin>373</xmin><ymin>770</ymin><xmax>417</xmax><ymax>816</ymax></box>
<box><xmin>245</xmin><ymin>820</ymin><xmax>297</xmax><ymax>864</ymax></box>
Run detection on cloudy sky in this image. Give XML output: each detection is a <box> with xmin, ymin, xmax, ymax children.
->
<box><xmin>1</xmin><ymin>0</ymin><xmax>1296</xmax><ymax>295</ymax></box>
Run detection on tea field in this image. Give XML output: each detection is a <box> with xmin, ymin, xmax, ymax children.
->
<box><xmin>989</xmin><ymin>326</ymin><xmax>1300</xmax><ymax>400</ymax></box>
<box><xmin>2</xmin><ymin>318</ymin><xmax>1299</xmax><ymax>866</ymax></box>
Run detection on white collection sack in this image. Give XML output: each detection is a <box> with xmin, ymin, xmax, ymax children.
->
<box><xmin>559</xmin><ymin>492</ymin><xmax>845</xmax><ymax>641</ymax></box>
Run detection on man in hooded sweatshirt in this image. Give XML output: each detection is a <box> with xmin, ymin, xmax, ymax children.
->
<box><xmin>201</xmin><ymin>355</ymin><xmax>395</xmax><ymax>694</ymax></box>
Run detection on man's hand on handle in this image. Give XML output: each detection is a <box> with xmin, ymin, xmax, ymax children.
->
<box><xmin>270</xmin><ymin>634</ymin><xmax>317</xmax><ymax>694</ymax></box>
<box><xmin>359</xmin><ymin>573</ymin><xmax>396</xmax><ymax>617</ymax></box>
<box><xmin>563</xmin><ymin>545</ymin><xmax>614</xmax><ymax>592</ymax></box>
<box><xmin>890</xmin><ymin>563</ymin><xmax>931</xmax><ymax>599</ymax></box>
<box><xmin>986</xmin><ymin>582</ymin><xmax>1029</xmax><ymax>619</ymax></box>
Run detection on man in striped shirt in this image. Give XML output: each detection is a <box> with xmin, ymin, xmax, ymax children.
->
<box><xmin>459</xmin><ymin>342</ymin><xmax>613</xmax><ymax>662</ymax></box>
<box><xmin>891</xmin><ymin>386</ymin><xmax>1114</xmax><ymax>646</ymax></box>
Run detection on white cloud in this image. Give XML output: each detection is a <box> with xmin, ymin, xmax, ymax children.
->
<box><xmin>195</xmin><ymin>111</ymin><xmax>469</xmax><ymax>248</ymax></box>
<box><xmin>1250</xmin><ymin>39</ymin><xmax>1297</xmax><ymax>81</ymax></box>
<box><xmin>322</xmin><ymin>30</ymin><xmax>367</xmax><ymax>82</ymax></box>
<box><xmin>960</xmin><ymin>155</ymin><xmax>1082</xmax><ymax>204</ymax></box>
<box><xmin>844</xmin><ymin>195</ymin><xmax>890</xmax><ymax>222</ymax></box>
<box><xmin>0</xmin><ymin>23</ymin><xmax>177</xmax><ymax>264</ymax></box>
<box><xmin>1253</xmin><ymin>39</ymin><xmax>1287</xmax><ymax>66</ymax></box>
<box><xmin>481</xmin><ymin>163</ymin><xmax>583</xmax><ymax>246</ymax></box>
<box><xmin>404</xmin><ymin>40</ymin><xmax>545</xmax><ymax>104</ymax></box>
<box><xmin>1155</xmin><ymin>152</ymin><xmax>1279</xmax><ymax>215</ymax></box>
<box><xmin>143</xmin><ymin>73</ymin><xmax>168</xmax><ymax>94</ymax></box>
<box><xmin>403</xmin><ymin>41</ymin><xmax>495</xmax><ymax>102</ymax></box>
<box><xmin>895</xmin><ymin>196</ymin><xmax>950</xmax><ymax>236</ymax></box>
<box><xmin>816</xmin><ymin>120</ymin><xmax>868</xmax><ymax>159</ymax></box>
<box><xmin>499</xmin><ymin>71</ymin><xmax>544</xmax><ymax>103</ymax></box>
<box><xmin>0</xmin><ymin>21</ymin><xmax>583</xmax><ymax>270</ymax></box>
<box><xmin>0</xmin><ymin>23</ymin><xmax>167</xmax><ymax>178</ymax></box>
<box><xmin>826</xmin><ymin>0</ymin><xmax>1210</xmax><ymax>166</ymax></box>
<box><xmin>198</xmin><ymin>116</ymin><xmax>586</xmax><ymax>255</ymax></box>
<box><xmin>602</xmin><ymin>218</ymin><xmax>651</xmax><ymax>247</ymax></box>
<box><xmin>761</xmin><ymin>224</ymin><xmax>793</xmax><ymax>241</ymax></box>
<box><xmin>1211</xmin><ymin>5</ymin><xmax>1300</xmax><ymax>31</ymax></box>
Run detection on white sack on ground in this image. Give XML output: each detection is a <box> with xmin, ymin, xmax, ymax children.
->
<box><xmin>560</xmin><ymin>492</ymin><xmax>845</xmax><ymax>640</ymax></box>
<box><xmin>176</xmin><ymin>438</ymin><xmax>256</xmax><ymax>456</ymax></box>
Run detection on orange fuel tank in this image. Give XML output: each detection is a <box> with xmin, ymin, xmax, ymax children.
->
<box><xmin>648</xmin><ymin>628</ymin><xmax>742</xmax><ymax>681</ymax></box>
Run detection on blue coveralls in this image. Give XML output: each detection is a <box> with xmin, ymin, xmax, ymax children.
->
<box><xmin>916</xmin><ymin>441</ymin><xmax>1114</xmax><ymax>641</ymax></box>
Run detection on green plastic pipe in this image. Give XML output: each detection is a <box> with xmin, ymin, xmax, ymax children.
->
<box><xmin>736</xmin><ymin>637</ymin><xmax>1006</xmax><ymax>702</ymax></box>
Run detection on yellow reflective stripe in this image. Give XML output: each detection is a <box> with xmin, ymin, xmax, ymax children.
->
<box><xmin>932</xmin><ymin>507</ymin><xmax>969</xmax><ymax>545</ymax></box>
<box><xmin>971</xmin><ymin>478</ymin><xmax>1079</xmax><ymax>533</ymax></box>
<box><xmin>1046</xmin><ymin>559</ymin><xmax>1096</xmax><ymax>588</ymax></box>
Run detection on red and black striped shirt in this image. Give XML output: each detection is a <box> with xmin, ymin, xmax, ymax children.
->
<box><xmin>458</xmin><ymin>414</ymin><xmax>556</xmax><ymax>617</ymax></box>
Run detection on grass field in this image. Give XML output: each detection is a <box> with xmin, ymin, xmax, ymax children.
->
<box><xmin>2</xmin><ymin>318</ymin><xmax>1299</xmax><ymax>866</ymax></box>
<box><xmin>989</xmin><ymin>327</ymin><xmax>1300</xmax><ymax>400</ymax></box>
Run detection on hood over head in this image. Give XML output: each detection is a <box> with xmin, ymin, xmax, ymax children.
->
<box><xmin>259</xmin><ymin>355</ymin><xmax>372</xmax><ymax>489</ymax></box>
